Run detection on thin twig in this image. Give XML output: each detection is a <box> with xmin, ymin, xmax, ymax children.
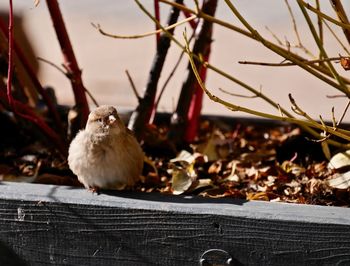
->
<box><xmin>183</xmin><ymin>31</ymin><xmax>350</xmax><ymax>143</ymax></box>
<box><xmin>319</xmin><ymin>115</ymin><xmax>328</xmax><ymax>132</ymax></box>
<box><xmin>154</xmin><ymin>49</ymin><xmax>185</xmax><ymax>110</ymax></box>
<box><xmin>277</xmin><ymin>104</ymin><xmax>284</xmax><ymax>117</ymax></box>
<box><xmin>151</xmin><ymin>0</ymin><xmax>350</xmax><ymax>146</ymax></box>
<box><xmin>284</xmin><ymin>0</ymin><xmax>314</xmax><ymax>57</ymax></box>
<box><xmin>330</xmin><ymin>0</ymin><xmax>350</xmax><ymax>45</ymax></box>
<box><xmin>285</xmin><ymin>0</ymin><xmax>302</xmax><ymax>45</ymax></box>
<box><xmin>337</xmin><ymin>99</ymin><xmax>350</xmax><ymax>126</ymax></box>
<box><xmin>160</xmin><ymin>0</ymin><xmax>350</xmax><ymax>87</ymax></box>
<box><xmin>315</xmin><ymin>0</ymin><xmax>324</xmax><ymax>62</ymax></box>
<box><xmin>219</xmin><ymin>87</ymin><xmax>258</xmax><ymax>98</ymax></box>
<box><xmin>303</xmin><ymin>99</ymin><xmax>350</xmax><ymax>143</ymax></box>
<box><xmin>91</xmin><ymin>15</ymin><xmax>196</xmax><ymax>39</ymax></box>
<box><xmin>125</xmin><ymin>70</ymin><xmax>141</xmax><ymax>101</ymax></box>
<box><xmin>194</xmin><ymin>0</ymin><xmax>200</xmax><ymax>13</ymax></box>
<box><xmin>331</xmin><ymin>107</ymin><xmax>337</xmax><ymax>128</ymax></box>
<box><xmin>238</xmin><ymin>57</ymin><xmax>341</xmax><ymax>67</ymax></box>
<box><xmin>286</xmin><ymin>31</ymin><xmax>350</xmax><ymax>142</ymax></box>
<box><xmin>324</xmin><ymin>20</ymin><xmax>350</xmax><ymax>56</ymax></box>
<box><xmin>327</xmin><ymin>94</ymin><xmax>346</xmax><ymax>98</ymax></box>
<box><xmin>84</xmin><ymin>89</ymin><xmax>99</xmax><ymax>107</ymax></box>
<box><xmin>38</xmin><ymin>57</ymin><xmax>67</xmax><ymax>76</ymax></box>
<box><xmin>146</xmin><ymin>1</ymin><xmax>294</xmax><ymax>115</ymax></box>
<box><xmin>298</xmin><ymin>0</ymin><xmax>350</xmax><ymax>30</ymax></box>
<box><xmin>230</xmin><ymin>0</ymin><xmax>350</xmax><ymax>91</ymax></box>
<box><xmin>38</xmin><ymin>57</ymin><xmax>99</xmax><ymax>107</ymax></box>
<box><xmin>265</xmin><ymin>26</ymin><xmax>284</xmax><ymax>46</ymax></box>
<box><xmin>181</xmin><ymin>10</ymin><xmax>198</xmax><ymax>29</ymax></box>
<box><xmin>145</xmin><ymin>0</ymin><xmax>346</xmax><ymax>146</ymax></box>
<box><xmin>297</xmin><ymin>0</ymin><xmax>348</xmax><ymax>94</ymax></box>
<box><xmin>288</xmin><ymin>93</ymin><xmax>314</xmax><ymax>122</ymax></box>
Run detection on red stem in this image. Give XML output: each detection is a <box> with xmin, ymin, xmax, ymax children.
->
<box><xmin>184</xmin><ymin>53</ymin><xmax>209</xmax><ymax>142</ymax></box>
<box><xmin>0</xmin><ymin>87</ymin><xmax>67</xmax><ymax>155</ymax></box>
<box><xmin>5</xmin><ymin>1</ymin><xmax>67</xmax><ymax>155</ymax></box>
<box><xmin>46</xmin><ymin>0</ymin><xmax>89</xmax><ymax>128</ymax></box>
<box><xmin>169</xmin><ymin>0</ymin><xmax>216</xmax><ymax>145</ymax></box>
<box><xmin>7</xmin><ymin>0</ymin><xmax>14</xmax><ymax>108</ymax></box>
<box><xmin>184</xmin><ymin>0</ymin><xmax>215</xmax><ymax>142</ymax></box>
<box><xmin>182</xmin><ymin>10</ymin><xmax>198</xmax><ymax>29</ymax></box>
<box><xmin>181</xmin><ymin>3</ymin><xmax>200</xmax><ymax>142</ymax></box>
<box><xmin>154</xmin><ymin>0</ymin><xmax>160</xmax><ymax>44</ymax></box>
<box><xmin>0</xmin><ymin>18</ymin><xmax>65</xmax><ymax>137</ymax></box>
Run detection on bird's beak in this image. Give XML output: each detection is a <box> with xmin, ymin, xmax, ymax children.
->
<box><xmin>108</xmin><ymin>115</ymin><xmax>117</xmax><ymax>125</ymax></box>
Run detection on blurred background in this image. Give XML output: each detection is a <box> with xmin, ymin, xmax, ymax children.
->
<box><xmin>1</xmin><ymin>0</ymin><xmax>350</xmax><ymax>121</ymax></box>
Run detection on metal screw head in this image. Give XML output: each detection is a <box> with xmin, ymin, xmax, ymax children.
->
<box><xmin>199</xmin><ymin>249</ymin><xmax>233</xmax><ymax>266</ymax></box>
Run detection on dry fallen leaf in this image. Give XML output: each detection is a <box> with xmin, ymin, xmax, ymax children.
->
<box><xmin>327</xmin><ymin>172</ymin><xmax>350</xmax><ymax>190</ymax></box>
<box><xmin>196</xmin><ymin>130</ymin><xmax>228</xmax><ymax>161</ymax></box>
<box><xmin>340</xmin><ymin>57</ymin><xmax>350</xmax><ymax>71</ymax></box>
<box><xmin>188</xmin><ymin>178</ymin><xmax>215</xmax><ymax>193</ymax></box>
<box><xmin>328</xmin><ymin>150</ymin><xmax>350</xmax><ymax>170</ymax></box>
<box><xmin>246</xmin><ymin>192</ymin><xmax>269</xmax><ymax>201</ymax></box>
<box><xmin>0</xmin><ymin>174</ymin><xmax>36</xmax><ymax>183</ymax></box>
<box><xmin>171</xmin><ymin>150</ymin><xmax>196</xmax><ymax>164</ymax></box>
<box><xmin>264</xmin><ymin>175</ymin><xmax>276</xmax><ymax>187</ymax></box>
<box><xmin>281</xmin><ymin>161</ymin><xmax>305</xmax><ymax>176</ymax></box>
<box><xmin>307</xmin><ymin>178</ymin><xmax>324</xmax><ymax>194</ymax></box>
<box><xmin>170</xmin><ymin>150</ymin><xmax>206</xmax><ymax>165</ymax></box>
<box><xmin>208</xmin><ymin>161</ymin><xmax>223</xmax><ymax>175</ymax></box>
<box><xmin>171</xmin><ymin>163</ymin><xmax>196</xmax><ymax>195</ymax></box>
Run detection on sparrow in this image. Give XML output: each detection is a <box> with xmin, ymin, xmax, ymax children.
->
<box><xmin>68</xmin><ymin>105</ymin><xmax>144</xmax><ymax>192</ymax></box>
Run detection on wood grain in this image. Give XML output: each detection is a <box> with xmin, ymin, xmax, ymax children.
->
<box><xmin>0</xmin><ymin>182</ymin><xmax>349</xmax><ymax>265</ymax></box>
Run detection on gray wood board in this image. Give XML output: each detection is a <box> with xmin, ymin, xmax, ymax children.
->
<box><xmin>0</xmin><ymin>182</ymin><xmax>349</xmax><ymax>266</ymax></box>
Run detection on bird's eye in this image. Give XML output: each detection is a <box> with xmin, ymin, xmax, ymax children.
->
<box><xmin>97</xmin><ymin>118</ymin><xmax>103</xmax><ymax>123</ymax></box>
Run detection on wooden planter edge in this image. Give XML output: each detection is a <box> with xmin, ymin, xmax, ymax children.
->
<box><xmin>0</xmin><ymin>181</ymin><xmax>350</xmax><ymax>266</ymax></box>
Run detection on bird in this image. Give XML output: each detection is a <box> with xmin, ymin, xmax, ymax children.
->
<box><xmin>68</xmin><ymin>105</ymin><xmax>144</xmax><ymax>192</ymax></box>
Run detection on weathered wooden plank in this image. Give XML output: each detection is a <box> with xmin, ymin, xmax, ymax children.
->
<box><xmin>0</xmin><ymin>182</ymin><xmax>349</xmax><ymax>266</ymax></box>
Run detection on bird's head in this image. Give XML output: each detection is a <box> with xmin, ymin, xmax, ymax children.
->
<box><xmin>86</xmin><ymin>105</ymin><xmax>125</xmax><ymax>136</ymax></box>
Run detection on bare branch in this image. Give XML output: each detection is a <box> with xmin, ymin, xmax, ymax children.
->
<box><xmin>284</xmin><ymin>0</ymin><xmax>301</xmax><ymax>46</ymax></box>
<box><xmin>284</xmin><ymin>0</ymin><xmax>314</xmax><ymax>57</ymax></box>
<box><xmin>38</xmin><ymin>57</ymin><xmax>67</xmax><ymax>76</ymax></box>
<box><xmin>330</xmin><ymin>0</ymin><xmax>350</xmax><ymax>45</ymax></box>
<box><xmin>125</xmin><ymin>70</ymin><xmax>141</xmax><ymax>101</ymax></box>
<box><xmin>315</xmin><ymin>0</ymin><xmax>324</xmax><ymax>61</ymax></box>
<box><xmin>91</xmin><ymin>15</ymin><xmax>196</xmax><ymax>40</ymax></box>
<box><xmin>326</xmin><ymin>94</ymin><xmax>346</xmax><ymax>98</ymax></box>
<box><xmin>238</xmin><ymin>57</ymin><xmax>341</xmax><ymax>67</ymax></box>
<box><xmin>288</xmin><ymin>93</ymin><xmax>314</xmax><ymax>122</ymax></box>
<box><xmin>337</xmin><ymin>99</ymin><xmax>350</xmax><ymax>126</ymax></box>
<box><xmin>265</xmin><ymin>26</ymin><xmax>284</xmax><ymax>46</ymax></box>
<box><xmin>324</xmin><ymin>20</ymin><xmax>350</xmax><ymax>56</ymax></box>
<box><xmin>38</xmin><ymin>57</ymin><xmax>99</xmax><ymax>107</ymax></box>
<box><xmin>298</xmin><ymin>0</ymin><xmax>350</xmax><ymax>30</ymax></box>
<box><xmin>219</xmin><ymin>87</ymin><xmax>258</xmax><ymax>98</ymax></box>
